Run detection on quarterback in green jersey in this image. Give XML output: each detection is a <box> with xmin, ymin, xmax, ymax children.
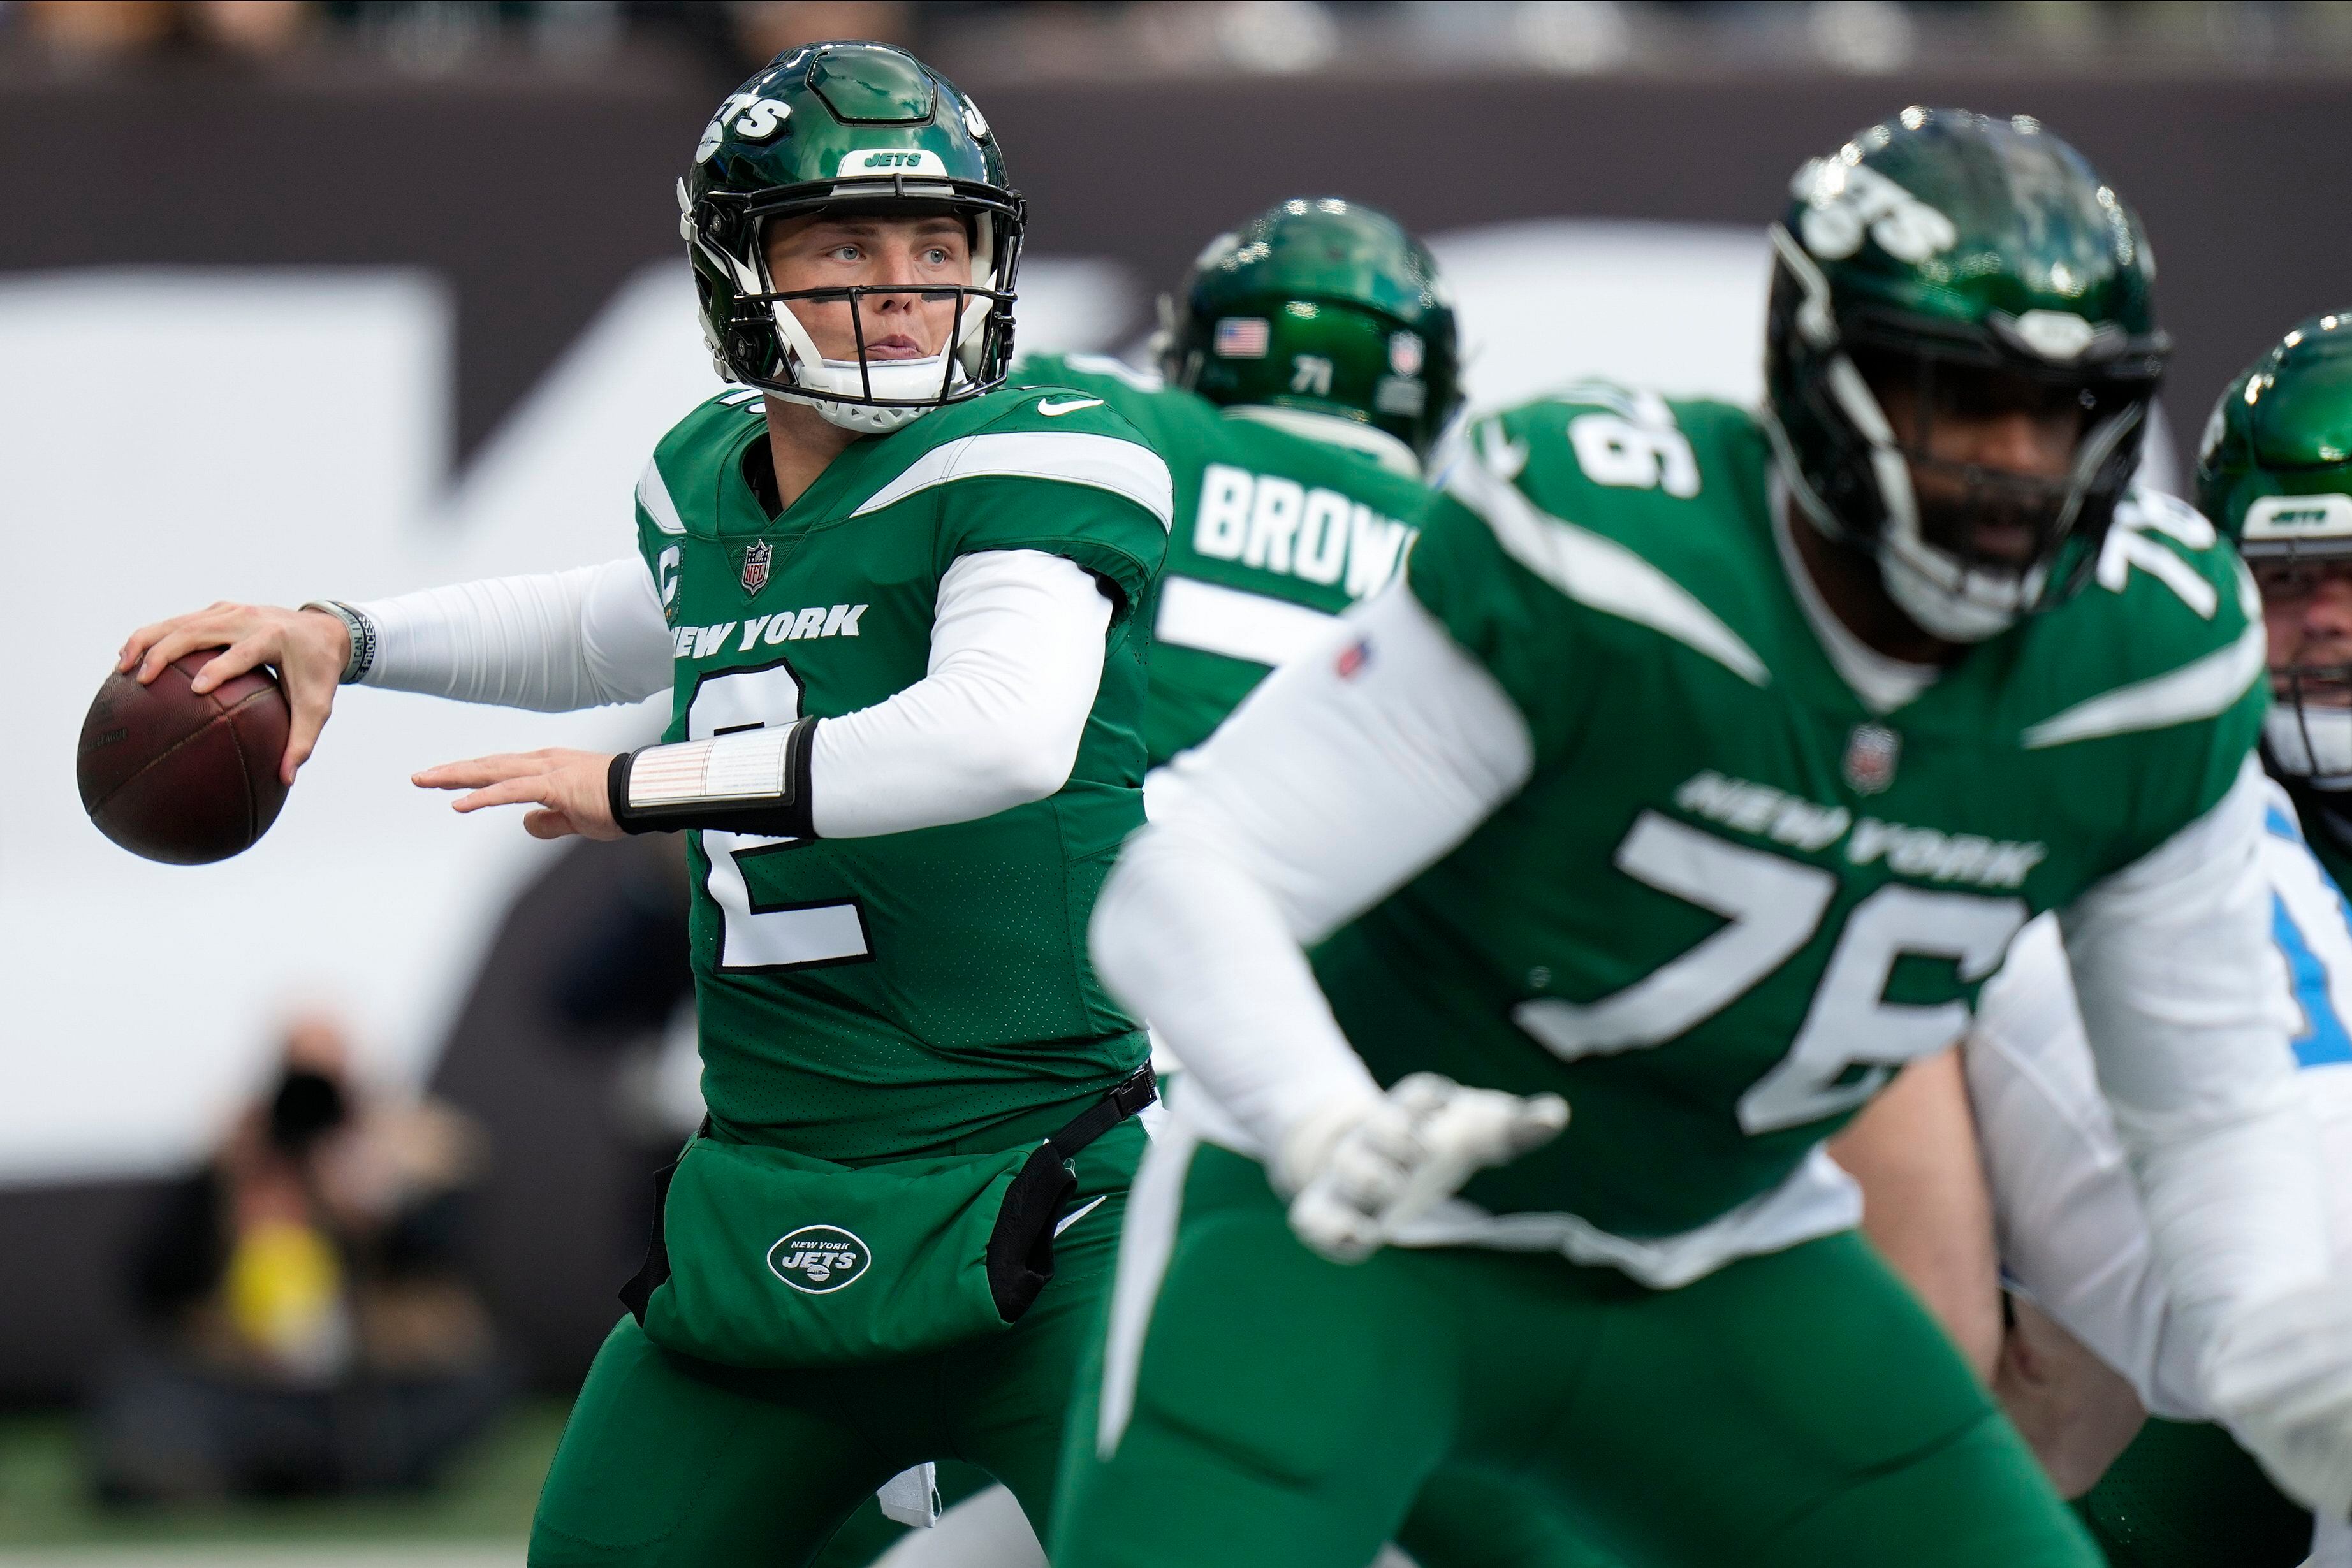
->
<box><xmin>120</xmin><ymin>43</ymin><xmax>1174</xmax><ymax>1567</ymax></box>
<box><xmin>1058</xmin><ymin>108</ymin><xmax>2352</xmax><ymax>1568</ymax></box>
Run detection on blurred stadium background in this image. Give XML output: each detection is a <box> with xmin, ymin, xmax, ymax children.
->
<box><xmin>3</xmin><ymin>0</ymin><xmax>2349</xmax><ymax>1560</ymax></box>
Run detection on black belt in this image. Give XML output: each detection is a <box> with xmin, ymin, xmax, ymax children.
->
<box><xmin>1044</xmin><ymin>1063</ymin><xmax>1158</xmax><ymax>1159</ymax></box>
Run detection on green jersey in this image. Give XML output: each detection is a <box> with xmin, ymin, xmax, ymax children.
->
<box><xmin>634</xmin><ymin>384</ymin><xmax>1171</xmax><ymax>1161</ymax></box>
<box><xmin>1015</xmin><ymin>353</ymin><xmax>1422</xmax><ymax>764</ymax></box>
<box><xmin>1313</xmin><ymin>386</ymin><xmax>2265</xmax><ymax>1241</ymax></box>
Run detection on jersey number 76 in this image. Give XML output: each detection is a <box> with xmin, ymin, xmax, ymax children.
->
<box><xmin>1514</xmin><ymin>813</ymin><xmax>2026</xmax><ymax>1133</ymax></box>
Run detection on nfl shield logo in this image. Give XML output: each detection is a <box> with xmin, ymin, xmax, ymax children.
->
<box><xmin>740</xmin><ymin>540</ymin><xmax>771</xmax><ymax>595</ymax></box>
<box><xmin>1214</xmin><ymin>317</ymin><xmax>1270</xmax><ymax>359</ymax></box>
<box><xmin>1388</xmin><ymin>331</ymin><xmax>1424</xmax><ymax>377</ymax></box>
<box><xmin>1843</xmin><ymin>723</ymin><xmax>1900</xmax><ymax>795</ymax></box>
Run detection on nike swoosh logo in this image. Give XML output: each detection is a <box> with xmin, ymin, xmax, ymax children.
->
<box><xmin>1054</xmin><ymin>1194</ymin><xmax>1107</xmax><ymax>1238</ymax></box>
<box><xmin>1037</xmin><ymin>396</ymin><xmax>1104</xmax><ymax>417</ymax></box>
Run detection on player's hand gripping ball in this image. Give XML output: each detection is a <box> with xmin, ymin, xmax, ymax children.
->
<box><xmin>77</xmin><ymin>651</ymin><xmax>291</xmax><ymax>864</ymax></box>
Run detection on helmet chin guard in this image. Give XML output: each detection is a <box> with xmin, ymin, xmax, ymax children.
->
<box><xmin>2267</xmin><ymin>701</ymin><xmax>2352</xmax><ymax>788</ymax></box>
<box><xmin>773</xmin><ymin>354</ymin><xmax>963</xmax><ymax>435</ymax></box>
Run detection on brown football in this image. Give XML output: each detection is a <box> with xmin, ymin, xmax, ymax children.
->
<box><xmin>77</xmin><ymin>652</ymin><xmax>292</xmax><ymax>864</ymax></box>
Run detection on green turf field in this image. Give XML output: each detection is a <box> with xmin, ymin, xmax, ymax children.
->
<box><xmin>0</xmin><ymin>1399</ymin><xmax>566</xmax><ymax>1558</ymax></box>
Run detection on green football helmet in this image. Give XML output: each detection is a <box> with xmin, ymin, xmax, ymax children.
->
<box><xmin>680</xmin><ymin>41</ymin><xmax>1022</xmax><ymax>434</ymax></box>
<box><xmin>1158</xmin><ymin>197</ymin><xmax>1462</xmax><ymax>475</ymax></box>
<box><xmin>2198</xmin><ymin>310</ymin><xmax>2352</xmax><ymax>784</ymax></box>
<box><xmin>1764</xmin><ymin>107</ymin><xmax>2168</xmax><ymax>642</ymax></box>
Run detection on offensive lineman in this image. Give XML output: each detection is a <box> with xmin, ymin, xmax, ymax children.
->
<box><xmin>117</xmin><ymin>43</ymin><xmax>1173</xmax><ymax>1566</ymax></box>
<box><xmin>1965</xmin><ymin>312</ymin><xmax>2352</xmax><ymax>1567</ymax></box>
<box><xmin>1058</xmin><ymin>108</ymin><xmax>2352</xmax><ymax>1568</ymax></box>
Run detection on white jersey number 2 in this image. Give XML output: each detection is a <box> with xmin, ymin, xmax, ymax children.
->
<box><xmin>685</xmin><ymin>663</ymin><xmax>873</xmax><ymax>973</ymax></box>
<box><xmin>1512</xmin><ymin>812</ymin><xmax>2025</xmax><ymax>1133</ymax></box>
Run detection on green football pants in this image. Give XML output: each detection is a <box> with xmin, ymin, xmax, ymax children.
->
<box><xmin>1055</xmin><ymin>1138</ymin><xmax>2103</xmax><ymax>1568</ymax></box>
<box><xmin>527</xmin><ymin>1119</ymin><xmax>1143</xmax><ymax>1568</ymax></box>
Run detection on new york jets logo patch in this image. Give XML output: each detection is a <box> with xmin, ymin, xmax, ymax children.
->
<box><xmin>768</xmin><ymin>1226</ymin><xmax>872</xmax><ymax>1295</ymax></box>
<box><xmin>1843</xmin><ymin>723</ymin><xmax>1901</xmax><ymax>795</ymax></box>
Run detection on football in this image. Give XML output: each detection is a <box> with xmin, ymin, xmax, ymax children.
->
<box><xmin>77</xmin><ymin>652</ymin><xmax>293</xmax><ymax>865</ymax></box>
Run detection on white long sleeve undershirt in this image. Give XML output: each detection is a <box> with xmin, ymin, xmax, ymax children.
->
<box><xmin>351</xmin><ymin>548</ymin><xmax>1112</xmax><ymax>838</ymax></box>
<box><xmin>355</xmin><ymin>557</ymin><xmax>675</xmax><ymax>711</ymax></box>
<box><xmin>810</xmin><ymin>549</ymin><xmax>1110</xmax><ymax>838</ymax></box>
<box><xmin>1093</xmin><ymin>583</ymin><xmax>1534</xmax><ymax>1153</ymax></box>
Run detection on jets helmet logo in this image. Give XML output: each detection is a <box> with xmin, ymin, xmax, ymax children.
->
<box><xmin>697</xmin><ymin>92</ymin><xmax>793</xmax><ymax>162</ymax></box>
<box><xmin>740</xmin><ymin>540</ymin><xmax>772</xmax><ymax>595</ymax></box>
<box><xmin>1791</xmin><ymin>159</ymin><xmax>1957</xmax><ymax>265</ymax></box>
<box><xmin>768</xmin><ymin>1226</ymin><xmax>872</xmax><ymax>1295</ymax></box>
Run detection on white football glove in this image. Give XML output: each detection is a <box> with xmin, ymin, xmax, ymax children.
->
<box><xmin>2205</xmin><ymin>1279</ymin><xmax>2352</xmax><ymax>1516</ymax></box>
<box><xmin>1276</xmin><ymin>1073</ymin><xmax>1569</xmax><ymax>1263</ymax></box>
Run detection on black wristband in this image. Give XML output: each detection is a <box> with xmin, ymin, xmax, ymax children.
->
<box><xmin>608</xmin><ymin>750</ymin><xmax>643</xmax><ymax>834</ymax></box>
<box><xmin>609</xmin><ymin>718</ymin><xmax>820</xmax><ymax>839</ymax></box>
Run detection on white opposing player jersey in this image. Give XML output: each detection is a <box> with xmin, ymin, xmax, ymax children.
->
<box><xmin>1967</xmin><ymin>773</ymin><xmax>2352</xmax><ymax>1564</ymax></box>
<box><xmin>2264</xmin><ymin>785</ymin><xmax>2352</xmax><ymax>1070</ymax></box>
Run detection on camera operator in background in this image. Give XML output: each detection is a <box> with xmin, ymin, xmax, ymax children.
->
<box><xmin>91</xmin><ymin>1012</ymin><xmax>511</xmax><ymax>1503</ymax></box>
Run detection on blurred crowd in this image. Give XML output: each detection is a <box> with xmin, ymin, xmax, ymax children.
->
<box><xmin>0</xmin><ymin>0</ymin><xmax>2342</xmax><ymax>82</ymax></box>
<box><xmin>80</xmin><ymin>836</ymin><xmax>702</xmax><ymax>1506</ymax></box>
<box><xmin>92</xmin><ymin>1013</ymin><xmax>509</xmax><ymax>1502</ymax></box>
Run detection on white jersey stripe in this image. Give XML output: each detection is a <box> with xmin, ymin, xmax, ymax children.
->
<box><xmin>2020</xmin><ymin>620</ymin><xmax>2265</xmax><ymax>749</ymax></box>
<box><xmin>637</xmin><ymin>456</ymin><xmax>687</xmax><ymax>537</ymax></box>
<box><xmin>1154</xmin><ymin>574</ymin><xmax>1337</xmax><ymax>669</ymax></box>
<box><xmin>851</xmin><ymin>430</ymin><xmax>1175</xmax><ymax>532</ymax></box>
<box><xmin>1445</xmin><ymin>449</ymin><xmax>1769</xmax><ymax>688</ymax></box>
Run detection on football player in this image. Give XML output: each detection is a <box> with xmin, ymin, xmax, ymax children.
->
<box><xmin>117</xmin><ymin>43</ymin><xmax>1174</xmax><ymax>1567</ymax></box>
<box><xmin>1057</xmin><ymin>108</ymin><xmax>2352</xmax><ymax>1568</ymax></box>
<box><xmin>1962</xmin><ymin>311</ymin><xmax>2352</xmax><ymax>1567</ymax></box>
<box><xmin>842</xmin><ymin>198</ymin><xmax>1619</xmax><ymax>1568</ymax></box>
